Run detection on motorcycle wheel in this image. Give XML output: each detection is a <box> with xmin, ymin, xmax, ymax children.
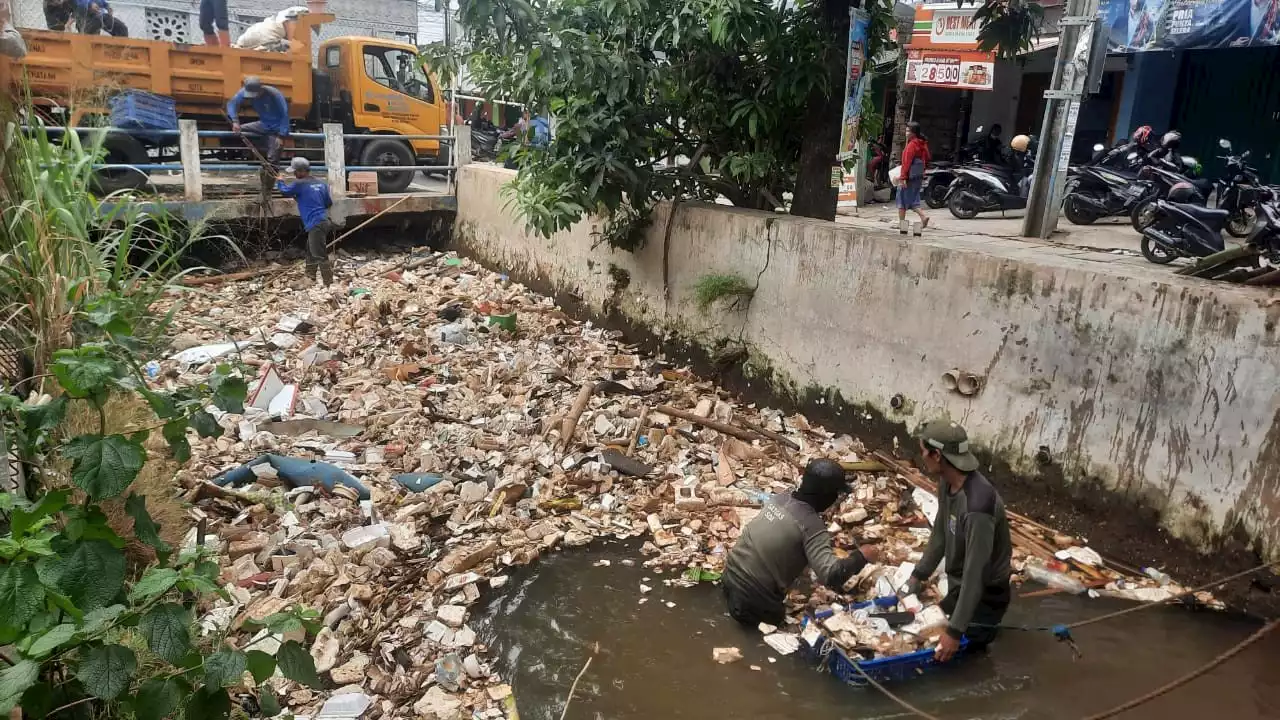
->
<box><xmin>1130</xmin><ymin>197</ymin><xmax>1158</xmax><ymax>232</ymax></box>
<box><xmin>1140</xmin><ymin>235</ymin><xmax>1177</xmax><ymax>265</ymax></box>
<box><xmin>947</xmin><ymin>191</ymin><xmax>979</xmax><ymax>220</ymax></box>
<box><xmin>924</xmin><ymin>183</ymin><xmax>948</xmax><ymax>209</ymax></box>
<box><xmin>1063</xmin><ymin>195</ymin><xmax>1099</xmax><ymax>225</ymax></box>
<box><xmin>1226</xmin><ymin>208</ymin><xmax>1256</xmax><ymax>238</ymax></box>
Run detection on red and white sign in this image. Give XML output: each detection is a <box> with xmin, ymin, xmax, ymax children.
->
<box><xmin>905</xmin><ymin>48</ymin><xmax>995</xmax><ymax>91</ymax></box>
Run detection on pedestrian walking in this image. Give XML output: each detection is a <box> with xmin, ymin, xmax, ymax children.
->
<box><xmin>276</xmin><ymin>157</ymin><xmax>336</xmax><ymax>287</ymax></box>
<box><xmin>897</xmin><ymin>120</ymin><xmax>931</xmax><ymax>233</ymax></box>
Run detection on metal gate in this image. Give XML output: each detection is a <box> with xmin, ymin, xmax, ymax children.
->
<box><xmin>1171</xmin><ymin>46</ymin><xmax>1280</xmax><ymax>184</ymax></box>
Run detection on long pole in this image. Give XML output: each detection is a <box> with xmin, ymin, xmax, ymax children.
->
<box><xmin>1021</xmin><ymin>0</ymin><xmax>1100</xmax><ymax>239</ymax></box>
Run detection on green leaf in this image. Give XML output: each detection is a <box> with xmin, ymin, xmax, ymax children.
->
<box><xmin>0</xmin><ymin>660</ymin><xmax>39</xmax><ymax>714</ymax></box>
<box><xmin>259</xmin><ymin>687</ymin><xmax>281</xmax><ymax>717</ymax></box>
<box><xmin>62</xmin><ymin>433</ymin><xmax>146</xmax><ymax>500</ymax></box>
<box><xmin>162</xmin><ymin>420</ymin><xmax>191</xmax><ymax>462</ymax></box>
<box><xmin>209</xmin><ymin>366</ymin><xmax>248</xmax><ymax>414</ymax></box>
<box><xmin>245</xmin><ymin>650</ymin><xmax>277</xmax><ymax>684</ymax></box>
<box><xmin>138</xmin><ymin>603</ymin><xmax>191</xmax><ymax>664</ymax></box>
<box><xmin>19</xmin><ymin>682</ymin><xmax>53</xmax><ymax>718</ymax></box>
<box><xmin>76</xmin><ymin>643</ymin><xmax>137</xmax><ymax>700</ymax></box>
<box><xmin>27</xmin><ymin>623</ymin><xmax>77</xmax><ymax>658</ymax></box>
<box><xmin>125</xmin><ymin>493</ymin><xmax>172</xmax><ymax>561</ymax></box>
<box><xmin>189</xmin><ymin>411</ymin><xmax>221</xmax><ymax>439</ymax></box>
<box><xmin>263</xmin><ymin>612</ymin><xmax>303</xmax><ymax>635</ymax></box>
<box><xmin>0</xmin><ymin>563</ymin><xmax>45</xmax><ymax>632</ymax></box>
<box><xmin>186</xmin><ymin>686</ymin><xmax>232</xmax><ymax>720</ymax></box>
<box><xmin>37</xmin><ymin>539</ymin><xmax>126</xmax><ymax>612</ymax></box>
<box><xmin>10</xmin><ymin>490</ymin><xmax>69</xmax><ymax>538</ymax></box>
<box><xmin>85</xmin><ymin>295</ymin><xmax>134</xmax><ymax>337</ymax></box>
<box><xmin>204</xmin><ymin>647</ymin><xmax>248</xmax><ymax>688</ymax></box>
<box><xmin>62</xmin><ymin>505</ymin><xmax>126</xmax><ymax>548</ymax></box>
<box><xmin>142</xmin><ymin>389</ymin><xmax>179</xmax><ymax>419</ymax></box>
<box><xmin>50</xmin><ymin>345</ymin><xmax>119</xmax><ymax>402</ymax></box>
<box><xmin>275</xmin><ymin>640</ymin><xmax>322</xmax><ymax>688</ymax></box>
<box><xmin>128</xmin><ymin>567</ymin><xmax>180</xmax><ymax>603</ymax></box>
<box><xmin>134</xmin><ymin>677</ymin><xmax>184</xmax><ymax>720</ymax></box>
<box><xmin>79</xmin><ymin>604</ymin><xmax>127</xmax><ymax>636</ymax></box>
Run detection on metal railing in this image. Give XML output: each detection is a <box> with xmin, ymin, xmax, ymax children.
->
<box><xmin>33</xmin><ymin>122</ymin><xmax>472</xmax><ymax>201</ymax></box>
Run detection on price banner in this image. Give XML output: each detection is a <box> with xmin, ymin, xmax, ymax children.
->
<box><xmin>905</xmin><ymin>48</ymin><xmax>995</xmax><ymax>91</ymax></box>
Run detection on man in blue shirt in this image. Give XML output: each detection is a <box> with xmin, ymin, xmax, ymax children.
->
<box><xmin>228</xmin><ymin>76</ymin><xmax>290</xmax><ymax>166</ymax></box>
<box><xmin>277</xmin><ymin>157</ymin><xmax>335</xmax><ymax>286</ymax></box>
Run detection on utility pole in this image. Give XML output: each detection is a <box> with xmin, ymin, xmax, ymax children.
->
<box><xmin>1021</xmin><ymin>0</ymin><xmax>1101</xmax><ymax>239</ymax></box>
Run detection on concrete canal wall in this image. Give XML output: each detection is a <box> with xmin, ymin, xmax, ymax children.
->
<box><xmin>455</xmin><ymin>164</ymin><xmax>1280</xmax><ymax>560</ymax></box>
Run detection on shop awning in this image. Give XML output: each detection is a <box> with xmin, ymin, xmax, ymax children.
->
<box><xmin>1020</xmin><ymin>36</ymin><xmax>1060</xmax><ymax>55</ymax></box>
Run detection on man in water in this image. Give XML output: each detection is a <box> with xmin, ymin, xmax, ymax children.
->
<box><xmin>276</xmin><ymin>157</ymin><xmax>335</xmax><ymax>286</ymax></box>
<box><xmin>905</xmin><ymin>420</ymin><xmax>1012</xmax><ymax>661</ymax></box>
<box><xmin>722</xmin><ymin>459</ymin><xmax>881</xmax><ymax>626</ymax></box>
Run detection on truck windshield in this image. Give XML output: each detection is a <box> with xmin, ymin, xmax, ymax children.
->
<box><xmin>363</xmin><ymin>46</ymin><xmax>434</xmax><ymax>104</ymax></box>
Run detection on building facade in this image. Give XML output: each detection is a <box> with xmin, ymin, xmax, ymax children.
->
<box><xmin>13</xmin><ymin>0</ymin><xmax>418</xmax><ymax>49</ymax></box>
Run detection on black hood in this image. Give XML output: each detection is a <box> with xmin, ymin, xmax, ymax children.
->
<box><xmin>792</xmin><ymin>459</ymin><xmax>849</xmax><ymax>513</ymax></box>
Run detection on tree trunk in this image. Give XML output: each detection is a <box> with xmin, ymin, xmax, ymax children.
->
<box><xmin>888</xmin><ymin>45</ymin><xmax>912</xmax><ymax>167</ymax></box>
<box><xmin>790</xmin><ymin>0</ymin><xmax>852</xmax><ymax>221</ymax></box>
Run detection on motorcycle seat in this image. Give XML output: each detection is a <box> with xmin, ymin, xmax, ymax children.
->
<box><xmin>1178</xmin><ymin>203</ymin><xmax>1230</xmax><ymax>228</ymax></box>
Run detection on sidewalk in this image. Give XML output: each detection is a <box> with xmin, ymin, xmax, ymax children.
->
<box><xmin>838</xmin><ymin>201</ymin><xmax>1148</xmax><ymax>255</ymax></box>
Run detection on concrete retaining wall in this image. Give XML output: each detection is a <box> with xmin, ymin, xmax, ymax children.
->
<box><xmin>455</xmin><ymin>164</ymin><xmax>1280</xmax><ymax>558</ymax></box>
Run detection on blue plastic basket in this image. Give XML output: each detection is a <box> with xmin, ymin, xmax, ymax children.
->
<box><xmin>108</xmin><ymin>91</ymin><xmax>178</xmax><ymax>140</ymax></box>
<box><xmin>802</xmin><ymin>607</ymin><xmax>970</xmax><ymax>687</ymax></box>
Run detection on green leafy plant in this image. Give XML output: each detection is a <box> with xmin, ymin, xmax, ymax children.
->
<box><xmin>0</xmin><ymin>317</ymin><xmax>321</xmax><ymax>719</ymax></box>
<box><xmin>694</xmin><ymin>273</ymin><xmax>755</xmax><ymax>313</ymax></box>
<box><xmin>973</xmin><ymin>0</ymin><xmax>1045</xmax><ymax>59</ymax></box>
<box><xmin>0</xmin><ymin>116</ymin><xmax>238</xmax><ymax>380</ymax></box>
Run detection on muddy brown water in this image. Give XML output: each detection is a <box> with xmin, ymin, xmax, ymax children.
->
<box><xmin>477</xmin><ymin>543</ymin><xmax>1280</xmax><ymax>720</ymax></box>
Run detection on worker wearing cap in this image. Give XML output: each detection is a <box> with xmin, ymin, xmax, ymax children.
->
<box><xmin>276</xmin><ymin>157</ymin><xmax>335</xmax><ymax>286</ymax></box>
<box><xmin>721</xmin><ymin>459</ymin><xmax>881</xmax><ymax>626</ymax></box>
<box><xmin>906</xmin><ymin>421</ymin><xmax>1012</xmax><ymax>662</ymax></box>
<box><xmin>228</xmin><ymin>76</ymin><xmax>290</xmax><ymax>166</ymax></box>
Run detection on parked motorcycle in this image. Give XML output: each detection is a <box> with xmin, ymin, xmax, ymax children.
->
<box><xmin>1128</xmin><ymin>155</ymin><xmax>1207</xmax><ymax>231</ymax></box>
<box><xmin>1246</xmin><ymin>191</ymin><xmax>1280</xmax><ymax>259</ymax></box>
<box><xmin>1213</xmin><ymin>139</ymin><xmax>1263</xmax><ymax>238</ymax></box>
<box><xmin>945</xmin><ymin>134</ymin><xmax>1036</xmax><ymax>219</ymax></box>
<box><xmin>471</xmin><ymin>119</ymin><xmax>501</xmax><ymax>162</ymax></box>
<box><xmin>1139</xmin><ymin>182</ymin><xmax>1231</xmax><ymax>264</ymax></box>
<box><xmin>922</xmin><ymin>125</ymin><xmax>1005</xmax><ymax>209</ymax></box>
<box><xmin>1062</xmin><ymin>144</ymin><xmax>1145</xmax><ymax>225</ymax></box>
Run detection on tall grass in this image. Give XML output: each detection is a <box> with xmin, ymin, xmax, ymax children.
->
<box><xmin>0</xmin><ymin>104</ymin><xmax>236</xmax><ymax>382</ymax></box>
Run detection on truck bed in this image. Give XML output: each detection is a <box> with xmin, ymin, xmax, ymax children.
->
<box><xmin>3</xmin><ymin>14</ymin><xmax>335</xmax><ymax>122</ymax></box>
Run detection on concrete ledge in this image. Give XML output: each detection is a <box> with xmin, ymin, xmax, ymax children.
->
<box><xmin>455</xmin><ymin>164</ymin><xmax>1280</xmax><ymax>559</ymax></box>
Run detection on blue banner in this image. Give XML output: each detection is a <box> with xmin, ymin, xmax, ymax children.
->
<box><xmin>1101</xmin><ymin>0</ymin><xmax>1279</xmax><ymax>51</ymax></box>
<box><xmin>838</xmin><ymin>9</ymin><xmax>872</xmax><ymax>160</ymax></box>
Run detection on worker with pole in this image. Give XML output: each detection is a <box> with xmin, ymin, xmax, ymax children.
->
<box><xmin>276</xmin><ymin>157</ymin><xmax>336</xmax><ymax>287</ymax></box>
<box><xmin>228</xmin><ymin>76</ymin><xmax>290</xmax><ymax>168</ymax></box>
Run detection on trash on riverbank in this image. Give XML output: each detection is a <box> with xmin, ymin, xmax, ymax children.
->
<box><xmin>155</xmin><ymin>248</ymin><xmax>1215</xmax><ymax>718</ymax></box>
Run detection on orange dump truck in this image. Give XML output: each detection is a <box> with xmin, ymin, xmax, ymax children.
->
<box><xmin>2</xmin><ymin>13</ymin><xmax>449</xmax><ymax>192</ymax></box>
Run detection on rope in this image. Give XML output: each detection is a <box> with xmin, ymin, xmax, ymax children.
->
<box><xmin>850</xmin><ymin>662</ymin><xmax>942</xmax><ymax>720</ymax></box>
<box><xmin>1079</xmin><ymin>619</ymin><xmax>1279</xmax><ymax>720</ymax></box>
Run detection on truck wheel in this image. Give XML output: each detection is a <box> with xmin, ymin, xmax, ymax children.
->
<box><xmin>89</xmin><ymin>132</ymin><xmax>150</xmax><ymax>195</ymax></box>
<box><xmin>359</xmin><ymin>139</ymin><xmax>415</xmax><ymax>194</ymax></box>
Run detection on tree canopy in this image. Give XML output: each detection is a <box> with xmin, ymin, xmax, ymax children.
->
<box><xmin>431</xmin><ymin>0</ymin><xmax>1038</xmax><ymax>248</ymax></box>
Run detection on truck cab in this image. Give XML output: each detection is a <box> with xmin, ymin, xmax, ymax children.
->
<box><xmin>320</xmin><ymin>36</ymin><xmax>448</xmax><ymax>192</ymax></box>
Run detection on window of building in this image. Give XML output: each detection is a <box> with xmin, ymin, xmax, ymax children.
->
<box><xmin>362</xmin><ymin>46</ymin><xmax>434</xmax><ymax>104</ymax></box>
<box><xmin>145</xmin><ymin>8</ymin><xmax>191</xmax><ymax>43</ymax></box>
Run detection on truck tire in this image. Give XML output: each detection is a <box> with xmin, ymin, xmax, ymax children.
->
<box><xmin>89</xmin><ymin>132</ymin><xmax>150</xmax><ymax>194</ymax></box>
<box><xmin>359</xmin><ymin>138</ymin><xmax>415</xmax><ymax>194</ymax></box>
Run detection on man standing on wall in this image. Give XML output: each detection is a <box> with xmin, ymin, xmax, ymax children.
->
<box><xmin>905</xmin><ymin>420</ymin><xmax>1013</xmax><ymax>662</ymax></box>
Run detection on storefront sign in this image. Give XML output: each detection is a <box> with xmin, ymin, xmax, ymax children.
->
<box><xmin>837</xmin><ymin>9</ymin><xmax>872</xmax><ymax>160</ymax></box>
<box><xmin>904</xmin><ymin>48</ymin><xmax>995</xmax><ymax>91</ymax></box>
<box><xmin>929</xmin><ymin>8</ymin><xmax>982</xmax><ymax>45</ymax></box>
<box><xmin>1101</xmin><ymin>0</ymin><xmax>1279</xmax><ymax>51</ymax></box>
<box><xmin>910</xmin><ymin>4</ymin><xmax>983</xmax><ymax>48</ymax></box>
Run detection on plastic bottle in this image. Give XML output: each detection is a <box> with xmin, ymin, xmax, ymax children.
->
<box><xmin>1143</xmin><ymin>567</ymin><xmax>1172</xmax><ymax>586</ymax></box>
<box><xmin>1024</xmin><ymin>562</ymin><xmax>1087</xmax><ymax>594</ymax></box>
